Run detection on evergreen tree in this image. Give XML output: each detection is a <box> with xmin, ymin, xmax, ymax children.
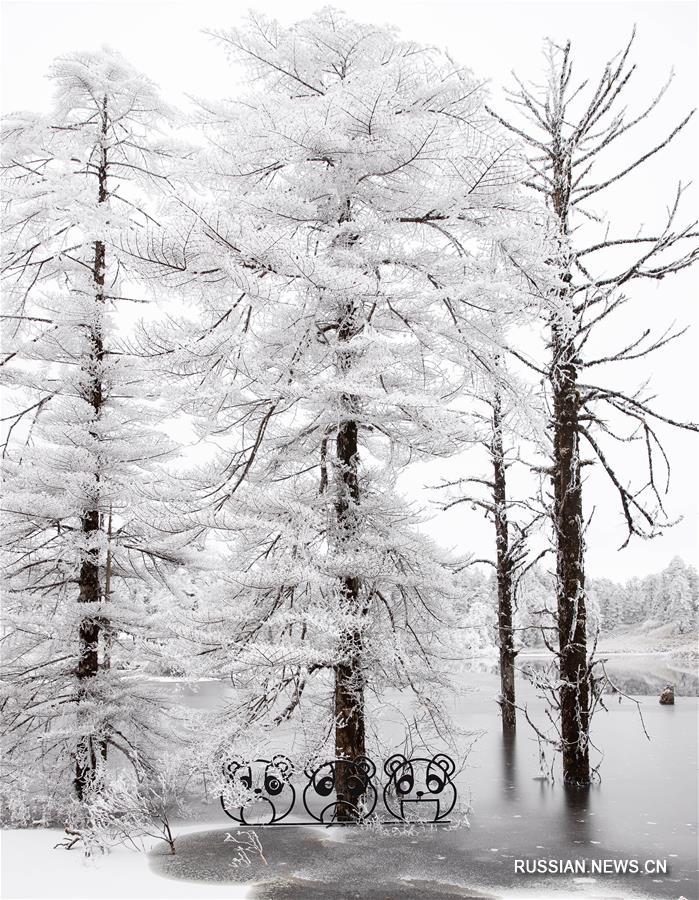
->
<box><xmin>143</xmin><ymin>9</ymin><xmax>545</xmax><ymax>817</ymax></box>
<box><xmin>1</xmin><ymin>50</ymin><xmax>184</xmax><ymax>815</ymax></box>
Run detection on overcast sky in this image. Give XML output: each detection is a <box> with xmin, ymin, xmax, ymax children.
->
<box><xmin>1</xmin><ymin>0</ymin><xmax>697</xmax><ymax>579</ymax></box>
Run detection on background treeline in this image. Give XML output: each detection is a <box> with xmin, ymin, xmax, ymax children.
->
<box><xmin>461</xmin><ymin>556</ymin><xmax>699</xmax><ymax>651</ymax></box>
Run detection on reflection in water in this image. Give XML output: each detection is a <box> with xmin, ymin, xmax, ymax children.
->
<box><xmin>500</xmin><ymin>730</ymin><xmax>518</xmax><ymax>801</ymax></box>
<box><xmin>562</xmin><ymin>783</ymin><xmax>592</xmax><ymax>847</ymax></box>
<box><xmin>496</xmin><ymin>728</ymin><xmax>593</xmax><ymax>847</ymax></box>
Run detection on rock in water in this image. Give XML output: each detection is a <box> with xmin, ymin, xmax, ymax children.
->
<box><xmin>659</xmin><ymin>685</ymin><xmax>675</xmax><ymax>705</ymax></box>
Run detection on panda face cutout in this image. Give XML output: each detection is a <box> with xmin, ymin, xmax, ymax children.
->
<box><xmin>221</xmin><ymin>755</ymin><xmax>295</xmax><ymax>824</ymax></box>
<box><xmin>383</xmin><ymin>753</ymin><xmax>457</xmax><ymax>822</ymax></box>
<box><xmin>303</xmin><ymin>756</ymin><xmax>378</xmax><ymax>822</ymax></box>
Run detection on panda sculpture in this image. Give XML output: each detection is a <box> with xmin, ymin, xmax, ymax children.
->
<box><xmin>303</xmin><ymin>756</ymin><xmax>378</xmax><ymax>822</ymax></box>
<box><xmin>383</xmin><ymin>753</ymin><xmax>457</xmax><ymax>822</ymax></box>
<box><xmin>220</xmin><ymin>755</ymin><xmax>295</xmax><ymax>824</ymax></box>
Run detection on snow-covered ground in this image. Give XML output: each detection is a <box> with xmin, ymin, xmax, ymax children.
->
<box><xmin>594</xmin><ymin>623</ymin><xmax>699</xmax><ymax>658</ymax></box>
<box><xmin>517</xmin><ymin>625</ymin><xmax>698</xmax><ymax>660</ymax></box>
<box><xmin>0</xmin><ymin>826</ymin><xmax>247</xmax><ymax>900</ymax></box>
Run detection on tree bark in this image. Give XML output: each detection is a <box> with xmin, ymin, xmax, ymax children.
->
<box><xmin>75</xmin><ymin>97</ymin><xmax>108</xmax><ymax>801</ymax></box>
<box><xmin>491</xmin><ymin>390</ymin><xmax>517</xmax><ymax>733</ymax></box>
<box><xmin>551</xmin><ymin>323</ymin><xmax>590</xmax><ymax>786</ymax></box>
<box><xmin>333</xmin><ymin>305</ymin><xmax>366</xmax><ymax>821</ymax></box>
<box><xmin>549</xmin><ymin>154</ymin><xmax>591</xmax><ymax>787</ymax></box>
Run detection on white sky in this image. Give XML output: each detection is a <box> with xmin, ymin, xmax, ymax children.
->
<box><xmin>1</xmin><ymin>0</ymin><xmax>697</xmax><ymax>579</ymax></box>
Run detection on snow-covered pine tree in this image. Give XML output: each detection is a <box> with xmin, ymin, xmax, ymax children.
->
<box><xmin>145</xmin><ymin>10</ymin><xmax>546</xmax><ymax>819</ymax></box>
<box><xmin>509</xmin><ymin>563</ymin><xmax>553</xmax><ymax>647</ymax></box>
<box><xmin>0</xmin><ymin>50</ymin><xmax>186</xmax><ymax>818</ymax></box>
<box><xmin>586</xmin><ymin>578</ymin><xmax>619</xmax><ymax>632</ymax></box>
<box><xmin>662</xmin><ymin>557</ymin><xmax>695</xmax><ymax>634</ymax></box>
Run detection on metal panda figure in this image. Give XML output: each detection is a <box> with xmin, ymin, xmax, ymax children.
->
<box><xmin>221</xmin><ymin>755</ymin><xmax>295</xmax><ymax>824</ymax></box>
<box><xmin>383</xmin><ymin>753</ymin><xmax>457</xmax><ymax>822</ymax></box>
<box><xmin>303</xmin><ymin>756</ymin><xmax>378</xmax><ymax>822</ymax></box>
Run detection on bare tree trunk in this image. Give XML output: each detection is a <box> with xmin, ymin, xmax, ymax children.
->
<box><xmin>549</xmin><ymin>145</ymin><xmax>591</xmax><ymax>786</ymax></box>
<box><xmin>99</xmin><ymin>506</ymin><xmax>114</xmax><ymax>768</ymax></box>
<box><xmin>75</xmin><ymin>98</ymin><xmax>108</xmax><ymax>801</ymax></box>
<box><xmin>102</xmin><ymin>506</ymin><xmax>113</xmax><ymax>675</ymax></box>
<box><xmin>492</xmin><ymin>391</ymin><xmax>517</xmax><ymax>733</ymax></box>
<box><xmin>75</xmin><ymin>498</ymin><xmax>101</xmax><ymax>800</ymax></box>
<box><xmin>333</xmin><ymin>305</ymin><xmax>366</xmax><ymax>821</ymax></box>
<box><xmin>551</xmin><ymin>322</ymin><xmax>590</xmax><ymax>786</ymax></box>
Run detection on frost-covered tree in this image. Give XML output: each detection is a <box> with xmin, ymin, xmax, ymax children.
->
<box><xmin>643</xmin><ymin>572</ymin><xmax>664</xmax><ymax>623</ymax></box>
<box><xmin>583</xmin><ymin>561</ymin><xmax>698</xmax><ymax>635</ymax></box>
<box><xmin>514</xmin><ymin>564</ymin><xmax>557</xmax><ymax>648</ymax></box>
<box><xmin>0</xmin><ymin>50</ymin><xmax>185</xmax><ymax>814</ymax></box>
<box><xmin>587</xmin><ymin>578</ymin><xmax>622</xmax><ymax>632</ymax></box>
<box><xmin>437</xmin><ymin>355</ymin><xmax>549</xmax><ymax>733</ymax></box>
<box><xmin>662</xmin><ymin>557</ymin><xmax>696</xmax><ymax>633</ymax></box>
<box><xmin>492</xmin><ymin>32</ymin><xmax>699</xmax><ymax>785</ymax></box>
<box><xmin>140</xmin><ymin>9</ymin><xmax>545</xmax><ymax>818</ymax></box>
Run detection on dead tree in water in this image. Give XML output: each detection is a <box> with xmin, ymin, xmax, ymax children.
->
<box><xmin>490</xmin><ymin>390</ymin><xmax>517</xmax><ymax>732</ymax></box>
<box><xmin>491</xmin><ymin>32</ymin><xmax>699</xmax><ymax>785</ymax></box>
<box><xmin>438</xmin><ymin>370</ymin><xmax>547</xmax><ymax>735</ymax></box>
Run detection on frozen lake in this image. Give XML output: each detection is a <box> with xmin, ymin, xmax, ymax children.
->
<box><xmin>155</xmin><ymin>655</ymin><xmax>698</xmax><ymax>898</ymax></box>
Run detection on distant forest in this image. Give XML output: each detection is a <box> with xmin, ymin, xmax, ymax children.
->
<box><xmin>463</xmin><ymin>557</ymin><xmax>699</xmax><ymax>650</ymax></box>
